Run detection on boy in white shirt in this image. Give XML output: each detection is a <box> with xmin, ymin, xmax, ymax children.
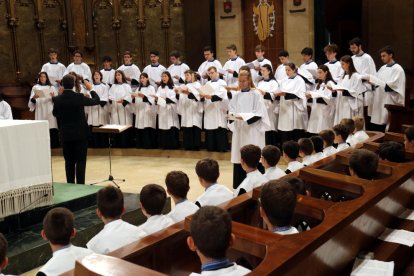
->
<box><xmin>117</xmin><ymin>51</ymin><xmax>141</xmax><ymax>86</ymax></box>
<box><xmin>165</xmin><ymin>171</ymin><xmax>199</xmax><ymax>223</ymax></box>
<box><xmin>41</xmin><ymin>48</ymin><xmax>66</xmax><ymax>88</ymax></box>
<box><xmin>87</xmin><ymin>186</ymin><xmax>140</xmax><ymax>254</ymax></box>
<box><xmin>187</xmin><ymin>206</ymin><xmax>251</xmax><ymax>276</ymax></box>
<box><xmin>64</xmin><ymin>50</ymin><xmax>92</xmax><ymax>81</ymax></box>
<box><xmin>298</xmin><ymin>138</ymin><xmax>318</xmax><ymax>166</ymax></box>
<box><xmin>198</xmin><ymin>46</ymin><xmax>223</xmax><ymax>85</ymax></box>
<box><xmin>340</xmin><ymin>118</ymin><xmax>356</xmax><ymax>146</ymax></box>
<box><xmin>260</xmin><ymin>180</ymin><xmax>299</xmax><ymax>235</ymax></box>
<box><xmin>352</xmin><ymin>116</ymin><xmax>370</xmax><ymax>145</ymax></box>
<box><xmin>251</xmin><ymin>45</ymin><xmax>273</xmax><ymax>85</ymax></box>
<box><xmin>261</xmin><ymin>145</ymin><xmax>286</xmax><ymax>180</ymax></box>
<box><xmin>349</xmin><ymin>149</ymin><xmax>379</xmax><ymax>180</ymax></box>
<box><xmin>333</xmin><ymin>124</ymin><xmax>350</xmax><ymax>152</ymax></box>
<box><xmin>234</xmin><ymin>144</ymin><xmax>268</xmax><ymax>196</ymax></box>
<box><xmin>195</xmin><ymin>158</ymin><xmax>233</xmax><ymax>207</ymax></box>
<box><xmin>143</xmin><ymin>50</ymin><xmax>167</xmax><ymax>89</ymax></box>
<box><xmin>167</xmin><ymin>50</ymin><xmax>190</xmax><ymax>86</ymax></box>
<box><xmin>319</xmin><ymin>129</ymin><xmax>337</xmax><ymax>156</ymax></box>
<box><xmin>310</xmin><ymin>136</ymin><xmax>326</xmax><ymax>162</ymax></box>
<box><xmin>100</xmin><ymin>56</ymin><xmax>115</xmax><ymax>85</ymax></box>
<box><xmin>299</xmin><ymin>47</ymin><xmax>318</xmax><ymax>79</ymax></box>
<box><xmin>137</xmin><ymin>184</ymin><xmax>173</xmax><ymax>239</ymax></box>
<box><xmin>38</xmin><ymin>208</ymin><xmax>93</xmax><ymax>275</ymax></box>
<box><xmin>223</xmin><ymin>44</ymin><xmax>245</xmax><ymax>85</ymax></box>
<box><xmin>283</xmin><ymin>140</ymin><xmax>304</xmax><ymax>174</ymax></box>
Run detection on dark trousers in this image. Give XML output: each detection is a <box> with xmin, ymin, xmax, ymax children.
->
<box><xmin>62</xmin><ymin>139</ymin><xmax>88</xmax><ymax>184</ymax></box>
<box><xmin>265</xmin><ymin>130</ymin><xmax>280</xmax><ymax>147</ymax></box>
<box><xmin>280</xmin><ymin>129</ymin><xmax>305</xmax><ymax>145</ymax></box>
<box><xmin>370</xmin><ymin>123</ymin><xmax>386</xmax><ymax>132</ymax></box>
<box><xmin>159</xmin><ymin>127</ymin><xmax>179</xmax><ymax>149</ymax></box>
<box><xmin>50</xmin><ymin>128</ymin><xmax>60</xmax><ymax>148</ymax></box>
<box><xmin>205</xmin><ymin>128</ymin><xmax>228</xmax><ymax>152</ymax></box>
<box><xmin>182</xmin><ymin>126</ymin><xmax>201</xmax><ymax>150</ymax></box>
<box><xmin>136</xmin><ymin>128</ymin><xmax>158</xmax><ymax>149</ymax></box>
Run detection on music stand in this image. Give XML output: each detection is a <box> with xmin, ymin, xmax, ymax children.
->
<box><xmin>90</xmin><ymin>124</ymin><xmax>132</xmax><ymax>188</ymax></box>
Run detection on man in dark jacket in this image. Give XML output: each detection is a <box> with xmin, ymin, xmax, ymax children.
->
<box><xmin>53</xmin><ymin>74</ymin><xmax>100</xmax><ymax>184</ymax></box>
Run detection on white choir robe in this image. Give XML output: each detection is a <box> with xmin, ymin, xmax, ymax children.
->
<box><xmin>275</xmin><ymin>64</ymin><xmax>288</xmax><ymax>83</ymax></box>
<box><xmin>325</xmin><ymin>60</ymin><xmax>343</xmax><ymax>83</ymax></box>
<box><xmin>300</xmin><ymin>61</ymin><xmax>318</xmax><ymax>80</ymax></box>
<box><xmin>64</xmin><ymin>62</ymin><xmax>92</xmax><ymax>81</ymax></box>
<box><xmin>285</xmin><ymin>161</ymin><xmax>304</xmax><ymax>174</ymax></box>
<box><xmin>197</xmin><ymin>59</ymin><xmax>223</xmax><ymax>85</ymax></box>
<box><xmin>298</xmin><ymin>67</ymin><xmax>316</xmax><ymax>91</ymax></box>
<box><xmin>228</xmin><ymin>89</ymin><xmax>270</xmax><ymax>164</ymax></box>
<box><xmin>233</xmin><ymin>170</ymin><xmax>268</xmax><ymax>196</ymax></box>
<box><xmin>41</xmin><ymin>62</ymin><xmax>66</xmax><ymax>88</ymax></box>
<box><xmin>143</xmin><ymin>64</ymin><xmax>167</xmax><ymax>89</ymax></box>
<box><xmin>86</xmin><ymin>219</ymin><xmax>140</xmax><ymax>254</ymax></box>
<box><xmin>323</xmin><ymin>146</ymin><xmax>337</xmax><ymax>157</ymax></box>
<box><xmin>0</xmin><ymin>100</ymin><xmax>12</xmax><ymax>120</ymax></box>
<box><xmin>189</xmin><ymin>263</ymin><xmax>251</xmax><ymax>276</ymax></box>
<box><xmin>257</xmin><ymin>79</ymin><xmax>280</xmax><ymax>131</ymax></box>
<box><xmin>336</xmin><ymin>142</ymin><xmax>350</xmax><ymax>152</ymax></box>
<box><xmin>223</xmin><ymin>56</ymin><xmax>246</xmax><ymax>85</ymax></box>
<box><xmin>156</xmin><ymin>86</ymin><xmax>180</xmax><ymax>130</ymax></box>
<box><xmin>352</xmin><ymin>53</ymin><xmax>376</xmax><ymax>114</ymax></box>
<box><xmin>351</xmin><ymin>130</ymin><xmax>370</xmax><ymax>145</ymax></box>
<box><xmin>203</xmin><ymin>79</ymin><xmax>228</xmax><ymax>130</ymax></box>
<box><xmin>307</xmin><ymin>81</ymin><xmax>336</xmax><ymax>134</ymax></box>
<box><xmin>100</xmin><ymin>68</ymin><xmax>115</xmax><ymax>85</ymax></box>
<box><xmin>277</xmin><ymin>75</ymin><xmax>308</xmax><ymax>132</ymax></box>
<box><xmin>38</xmin><ymin>245</ymin><xmax>93</xmax><ymax>275</ymax></box>
<box><xmin>117</xmin><ymin>64</ymin><xmax>141</xmax><ymax>85</ymax></box>
<box><xmin>84</xmin><ymin>83</ymin><xmax>109</xmax><ymax>126</ymax></box>
<box><xmin>264</xmin><ymin>166</ymin><xmax>286</xmax><ymax>180</ymax></box>
<box><xmin>334</xmin><ymin>73</ymin><xmax>366</xmax><ymax>125</ymax></box>
<box><xmin>136</xmin><ymin>215</ymin><xmax>174</xmax><ymax>239</ymax></box>
<box><xmin>108</xmin><ymin>83</ymin><xmax>133</xmax><ymax>125</ymax></box>
<box><xmin>177</xmin><ymin>82</ymin><xmax>203</xmax><ymax>128</ymax></box>
<box><xmin>167</xmin><ymin>200</ymin><xmax>199</xmax><ymax>223</ymax></box>
<box><xmin>302</xmin><ymin>155</ymin><xmax>318</xmax><ymax>166</ymax></box>
<box><xmin>195</xmin><ymin>183</ymin><xmax>233</xmax><ymax>207</ymax></box>
<box><xmin>311</xmin><ymin>152</ymin><xmax>325</xmax><ymax>162</ymax></box>
<box><xmin>370</xmin><ymin>63</ymin><xmax>405</xmax><ymax>126</ymax></box>
<box><xmin>133</xmin><ymin>86</ymin><xmax>157</xmax><ymax>129</ymax></box>
<box><xmin>28</xmin><ymin>84</ymin><xmax>58</xmax><ymax>129</ymax></box>
<box><xmin>168</xmin><ymin>62</ymin><xmax>190</xmax><ymax>86</ymax></box>
<box><xmin>251</xmin><ymin>58</ymin><xmax>273</xmax><ymax>85</ymax></box>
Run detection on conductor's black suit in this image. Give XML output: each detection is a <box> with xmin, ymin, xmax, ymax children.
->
<box><xmin>53</xmin><ymin>89</ymin><xmax>100</xmax><ymax>184</ymax></box>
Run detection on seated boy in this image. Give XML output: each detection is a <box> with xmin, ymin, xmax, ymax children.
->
<box><xmin>87</xmin><ymin>186</ymin><xmax>140</xmax><ymax>254</ymax></box>
<box><xmin>137</xmin><ymin>184</ymin><xmax>173</xmax><ymax>238</ymax></box>
<box><xmin>282</xmin><ymin>140</ymin><xmax>304</xmax><ymax>174</ymax></box>
<box><xmin>333</xmin><ymin>124</ymin><xmax>350</xmax><ymax>152</ymax></box>
<box><xmin>352</xmin><ymin>116</ymin><xmax>369</xmax><ymax>145</ymax></box>
<box><xmin>349</xmin><ymin>149</ymin><xmax>379</xmax><ymax>180</ymax></box>
<box><xmin>195</xmin><ymin>158</ymin><xmax>233</xmax><ymax>207</ymax></box>
<box><xmin>405</xmin><ymin>126</ymin><xmax>414</xmax><ymax>152</ymax></box>
<box><xmin>233</xmin><ymin>145</ymin><xmax>268</xmax><ymax>196</ymax></box>
<box><xmin>310</xmin><ymin>135</ymin><xmax>325</xmax><ymax>162</ymax></box>
<box><xmin>187</xmin><ymin>206</ymin><xmax>251</xmax><ymax>275</ymax></box>
<box><xmin>39</xmin><ymin>207</ymin><xmax>93</xmax><ymax>275</ymax></box>
<box><xmin>260</xmin><ymin>180</ymin><xmax>299</xmax><ymax>235</ymax></box>
<box><xmin>319</xmin><ymin>129</ymin><xmax>337</xmax><ymax>156</ymax></box>
<box><xmin>0</xmin><ymin>233</ymin><xmax>12</xmax><ymax>276</ymax></box>
<box><xmin>166</xmin><ymin>171</ymin><xmax>199</xmax><ymax>223</ymax></box>
<box><xmin>261</xmin><ymin>145</ymin><xmax>286</xmax><ymax>181</ymax></box>
<box><xmin>298</xmin><ymin>138</ymin><xmax>317</xmax><ymax>166</ymax></box>
<box><xmin>284</xmin><ymin>176</ymin><xmax>310</xmax><ymax>196</ymax></box>
<box><xmin>340</xmin><ymin>118</ymin><xmax>355</xmax><ymax>146</ymax></box>
<box><xmin>378</xmin><ymin>141</ymin><xmax>406</xmax><ymax>163</ymax></box>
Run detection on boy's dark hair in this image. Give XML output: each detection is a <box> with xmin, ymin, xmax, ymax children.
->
<box><xmin>298</xmin><ymin>138</ymin><xmax>314</xmax><ymax>156</ymax></box>
<box><xmin>102</xmin><ymin>56</ymin><xmax>112</xmax><ymax>62</ymax></box>
<box><xmin>378</xmin><ymin>141</ymin><xmax>405</xmax><ymax>163</ymax></box>
<box><xmin>278</xmin><ymin>50</ymin><xmax>289</xmax><ymax>57</ymax></box>
<box><xmin>43</xmin><ymin>207</ymin><xmax>74</xmax><ymax>245</ymax></box>
<box><xmin>340</xmin><ymin>118</ymin><xmax>355</xmax><ymax>134</ymax></box>
<box><xmin>0</xmin><ymin>233</ymin><xmax>7</xmax><ymax>263</ymax></box>
<box><xmin>123</xmin><ymin>50</ymin><xmax>132</xmax><ymax>57</ymax></box>
<box><xmin>349</xmin><ymin>37</ymin><xmax>362</xmax><ymax>46</ymax></box>
<box><xmin>140</xmin><ymin>184</ymin><xmax>167</xmax><ymax>216</ymax></box>
<box><xmin>97</xmin><ymin>186</ymin><xmax>124</xmax><ymax>219</ymax></box>
<box><xmin>405</xmin><ymin>126</ymin><xmax>414</xmax><ymax>142</ymax></box>
<box><xmin>333</xmin><ymin>124</ymin><xmax>349</xmax><ymax>141</ymax></box>
<box><xmin>169</xmin><ymin>50</ymin><xmax>181</xmax><ymax>58</ymax></box>
<box><xmin>349</xmin><ymin>149</ymin><xmax>379</xmax><ymax>180</ymax></box>
<box><xmin>262</xmin><ymin>145</ymin><xmax>281</xmax><ymax>167</ymax></box>
<box><xmin>203</xmin><ymin>46</ymin><xmax>213</xmax><ymax>53</ymax></box>
<box><xmin>48</xmin><ymin>48</ymin><xmax>58</xmax><ymax>54</ymax></box>
<box><xmin>323</xmin><ymin>44</ymin><xmax>339</xmax><ymax>54</ymax></box>
<box><xmin>255</xmin><ymin>45</ymin><xmax>265</xmax><ymax>52</ymax></box>
<box><xmin>260</xmin><ymin>180</ymin><xmax>297</xmax><ymax>227</ymax></box>
<box><xmin>310</xmin><ymin>136</ymin><xmax>324</xmax><ymax>153</ymax></box>
<box><xmin>284</xmin><ymin>176</ymin><xmax>307</xmax><ymax>195</ymax></box>
<box><xmin>240</xmin><ymin>144</ymin><xmax>261</xmax><ymax>169</ymax></box>
<box><xmin>73</xmin><ymin>49</ymin><xmax>83</xmax><ymax>57</ymax></box>
<box><xmin>282</xmin><ymin>140</ymin><xmax>300</xmax><ymax>160</ymax></box>
<box><xmin>190</xmin><ymin>206</ymin><xmax>232</xmax><ymax>259</ymax></box>
<box><xmin>195</xmin><ymin>158</ymin><xmax>220</xmax><ymax>183</ymax></box>
<box><xmin>226</xmin><ymin>44</ymin><xmax>237</xmax><ymax>51</ymax></box>
<box><xmin>301</xmin><ymin>47</ymin><xmax>313</xmax><ymax>57</ymax></box>
<box><xmin>150</xmin><ymin>50</ymin><xmax>159</xmax><ymax>56</ymax></box>
<box><xmin>379</xmin><ymin>45</ymin><xmax>394</xmax><ymax>57</ymax></box>
<box><xmin>62</xmin><ymin>74</ymin><xmax>75</xmax><ymax>89</ymax></box>
<box><xmin>319</xmin><ymin>129</ymin><xmax>335</xmax><ymax>147</ymax></box>
<box><xmin>165</xmin><ymin>171</ymin><xmax>190</xmax><ymax>199</ymax></box>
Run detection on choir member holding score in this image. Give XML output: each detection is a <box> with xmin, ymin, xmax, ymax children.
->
<box><xmin>64</xmin><ymin>50</ymin><xmax>92</xmax><ymax>81</ymax></box>
<box><xmin>117</xmin><ymin>51</ymin><xmax>141</xmax><ymax>86</ymax></box>
<box><xmin>250</xmin><ymin>45</ymin><xmax>273</xmax><ymax>85</ymax></box>
<box><xmin>299</xmin><ymin>47</ymin><xmax>318</xmax><ymax>79</ymax></box>
<box><xmin>197</xmin><ymin>46</ymin><xmax>223</xmax><ymax>85</ymax></box>
<box><xmin>143</xmin><ymin>50</ymin><xmax>167</xmax><ymax>89</ymax></box>
<box><xmin>28</xmin><ymin>72</ymin><xmax>59</xmax><ymax>148</ymax></box>
<box><xmin>167</xmin><ymin>50</ymin><xmax>190</xmax><ymax>86</ymax></box>
<box><xmin>275</xmin><ymin>50</ymin><xmax>290</xmax><ymax>82</ymax></box>
<box><xmin>324</xmin><ymin>44</ymin><xmax>343</xmax><ymax>82</ymax></box>
<box><xmin>222</xmin><ymin>44</ymin><xmax>246</xmax><ymax>86</ymax></box>
<box><xmin>40</xmin><ymin>48</ymin><xmax>66</xmax><ymax>88</ymax></box>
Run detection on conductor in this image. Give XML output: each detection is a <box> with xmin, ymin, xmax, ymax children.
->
<box><xmin>53</xmin><ymin>74</ymin><xmax>100</xmax><ymax>184</ymax></box>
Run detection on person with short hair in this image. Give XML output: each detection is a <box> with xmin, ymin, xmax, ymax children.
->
<box><xmin>261</xmin><ymin>145</ymin><xmax>286</xmax><ymax>180</ymax></box>
<box><xmin>324</xmin><ymin>43</ymin><xmax>343</xmax><ymax>82</ymax></box>
<box><xmin>194</xmin><ymin>158</ymin><xmax>233</xmax><ymax>207</ymax></box>
<box><xmin>38</xmin><ymin>207</ymin><xmax>93</xmax><ymax>275</ymax></box>
<box><xmin>0</xmin><ymin>93</ymin><xmax>12</xmax><ymax>120</ymax></box>
<box><xmin>117</xmin><ymin>51</ymin><xmax>141</xmax><ymax>86</ymax></box>
<box><xmin>233</xmin><ymin>144</ymin><xmax>268</xmax><ymax>196</ymax></box>
<box><xmin>0</xmin><ymin>233</ymin><xmax>12</xmax><ymax>276</ymax></box>
<box><xmin>333</xmin><ymin>124</ymin><xmax>350</xmax><ymax>152</ymax></box>
<box><xmin>143</xmin><ymin>50</ymin><xmax>167</xmax><ymax>89</ymax></box>
<box><xmin>310</xmin><ymin>135</ymin><xmax>325</xmax><ymax>162</ymax></box>
<box><xmin>187</xmin><ymin>206</ymin><xmax>251</xmax><ymax>276</ymax></box>
<box><xmin>41</xmin><ymin>48</ymin><xmax>66</xmax><ymax>88</ymax></box>
<box><xmin>250</xmin><ymin>45</ymin><xmax>273</xmax><ymax>85</ymax></box>
<box><xmin>351</xmin><ymin>116</ymin><xmax>369</xmax><ymax>145</ymax></box>
<box><xmin>298</xmin><ymin>138</ymin><xmax>317</xmax><ymax>166</ymax></box>
<box><xmin>378</xmin><ymin>141</ymin><xmax>406</xmax><ymax>163</ymax></box>
<box><xmin>197</xmin><ymin>46</ymin><xmax>223</xmax><ymax>85</ymax></box>
<box><xmin>87</xmin><ymin>186</ymin><xmax>140</xmax><ymax>254</ymax></box>
<box><xmin>137</xmin><ymin>184</ymin><xmax>173</xmax><ymax>238</ymax></box>
<box><xmin>319</xmin><ymin>129</ymin><xmax>337</xmax><ymax>156</ymax></box>
<box><xmin>340</xmin><ymin>118</ymin><xmax>356</xmax><ymax>146</ymax></box>
<box><xmin>165</xmin><ymin>171</ymin><xmax>199</xmax><ymax>223</ymax></box>
<box><xmin>282</xmin><ymin>140</ymin><xmax>304</xmax><ymax>174</ymax></box>
<box><xmin>275</xmin><ymin>50</ymin><xmax>290</xmax><ymax>82</ymax></box>
<box><xmin>167</xmin><ymin>50</ymin><xmax>190</xmax><ymax>86</ymax></box>
<box><xmin>405</xmin><ymin>126</ymin><xmax>414</xmax><ymax>152</ymax></box>
<box><xmin>64</xmin><ymin>50</ymin><xmax>92</xmax><ymax>81</ymax></box>
<box><xmin>260</xmin><ymin>180</ymin><xmax>299</xmax><ymax>235</ymax></box>
<box><xmin>349</xmin><ymin>149</ymin><xmax>379</xmax><ymax>180</ymax></box>
<box><xmin>223</xmin><ymin>44</ymin><xmax>246</xmax><ymax>86</ymax></box>
<box><xmin>284</xmin><ymin>176</ymin><xmax>309</xmax><ymax>196</ymax></box>
<box><xmin>299</xmin><ymin>47</ymin><xmax>318</xmax><ymax>80</ymax></box>
<box><xmin>100</xmin><ymin>56</ymin><xmax>115</xmax><ymax>85</ymax></box>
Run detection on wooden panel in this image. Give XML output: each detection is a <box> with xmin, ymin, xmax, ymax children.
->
<box><xmin>0</xmin><ymin>1</ymin><xmax>15</xmax><ymax>82</ymax></box>
<box><xmin>142</xmin><ymin>5</ymin><xmax>163</xmax><ymax>67</ymax></box>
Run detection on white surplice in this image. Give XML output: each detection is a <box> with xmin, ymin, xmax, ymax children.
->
<box><xmin>257</xmin><ymin>78</ymin><xmax>280</xmax><ymax>131</ymax></box>
<box><xmin>177</xmin><ymin>82</ymin><xmax>203</xmax><ymax>128</ymax></box>
<box><xmin>28</xmin><ymin>84</ymin><xmax>58</xmax><ymax>129</ymax></box>
<box><xmin>203</xmin><ymin>79</ymin><xmax>228</xmax><ymax>130</ymax></box>
<box><xmin>156</xmin><ymin>86</ymin><xmax>180</xmax><ymax>130</ymax></box>
<box><xmin>133</xmin><ymin>85</ymin><xmax>157</xmax><ymax>129</ymax></box>
<box><xmin>108</xmin><ymin>83</ymin><xmax>133</xmax><ymax>125</ymax></box>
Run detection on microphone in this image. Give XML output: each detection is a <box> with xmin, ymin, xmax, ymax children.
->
<box><xmin>17</xmin><ymin>193</ymin><xmax>49</xmax><ymax>232</ymax></box>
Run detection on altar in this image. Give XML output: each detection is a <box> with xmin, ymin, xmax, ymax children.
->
<box><xmin>0</xmin><ymin>120</ymin><xmax>53</xmax><ymax>218</ymax></box>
